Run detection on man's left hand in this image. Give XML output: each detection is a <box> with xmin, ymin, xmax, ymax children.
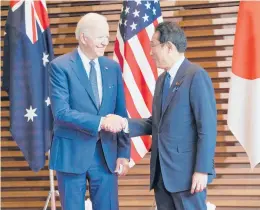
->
<box><xmin>115</xmin><ymin>158</ymin><xmax>129</xmax><ymax>176</ymax></box>
<box><xmin>191</xmin><ymin>172</ymin><xmax>208</xmax><ymax>194</ymax></box>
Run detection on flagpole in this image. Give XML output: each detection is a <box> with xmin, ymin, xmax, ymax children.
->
<box><xmin>43</xmin><ymin>151</ymin><xmax>59</xmax><ymax>210</ymax></box>
<box><xmin>50</xmin><ymin>168</ymin><xmax>57</xmax><ymax>210</ymax></box>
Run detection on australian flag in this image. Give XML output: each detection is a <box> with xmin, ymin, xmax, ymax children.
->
<box><xmin>2</xmin><ymin>0</ymin><xmax>54</xmax><ymax>172</ymax></box>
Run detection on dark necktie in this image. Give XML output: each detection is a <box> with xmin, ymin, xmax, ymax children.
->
<box><xmin>89</xmin><ymin>60</ymin><xmax>100</xmax><ymax>108</ymax></box>
<box><xmin>162</xmin><ymin>72</ymin><xmax>171</xmax><ymax>112</ymax></box>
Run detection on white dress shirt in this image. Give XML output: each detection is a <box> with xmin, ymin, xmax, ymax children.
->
<box><xmin>77</xmin><ymin>47</ymin><xmax>103</xmax><ymax>104</ymax></box>
<box><xmin>78</xmin><ymin>47</ymin><xmax>103</xmax><ymax>130</ymax></box>
<box><xmin>124</xmin><ymin>56</ymin><xmax>186</xmax><ymax>133</ymax></box>
<box><xmin>167</xmin><ymin>55</ymin><xmax>185</xmax><ymax>85</ymax></box>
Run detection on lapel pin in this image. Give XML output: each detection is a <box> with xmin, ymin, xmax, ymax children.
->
<box><xmin>105</xmin><ymin>67</ymin><xmax>108</xmax><ymax>70</ymax></box>
<box><xmin>173</xmin><ymin>81</ymin><xmax>181</xmax><ymax>92</ymax></box>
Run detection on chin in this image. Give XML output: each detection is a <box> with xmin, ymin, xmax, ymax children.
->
<box><xmin>96</xmin><ymin>51</ymin><xmax>105</xmax><ymax>57</ymax></box>
<box><xmin>157</xmin><ymin>61</ymin><xmax>167</xmax><ymax>70</ymax></box>
<box><xmin>156</xmin><ymin>62</ymin><xmax>163</xmax><ymax>69</ymax></box>
<box><xmin>153</xmin><ymin>59</ymin><xmax>161</xmax><ymax>68</ymax></box>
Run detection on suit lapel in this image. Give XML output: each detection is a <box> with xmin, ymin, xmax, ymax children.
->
<box><xmin>70</xmin><ymin>49</ymin><xmax>98</xmax><ymax>110</ymax></box>
<box><xmin>161</xmin><ymin>58</ymin><xmax>191</xmax><ymax>116</ymax></box>
<box><xmin>154</xmin><ymin>72</ymin><xmax>166</xmax><ymax>122</ymax></box>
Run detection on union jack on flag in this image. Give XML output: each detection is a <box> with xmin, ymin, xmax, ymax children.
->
<box><xmin>2</xmin><ymin>0</ymin><xmax>54</xmax><ymax>171</ymax></box>
<box><xmin>10</xmin><ymin>0</ymin><xmax>50</xmax><ymax>43</ymax></box>
<box><xmin>113</xmin><ymin>0</ymin><xmax>163</xmax><ymax>166</ymax></box>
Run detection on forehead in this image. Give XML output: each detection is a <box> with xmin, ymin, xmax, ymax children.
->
<box><xmin>87</xmin><ymin>21</ymin><xmax>109</xmax><ymax>35</ymax></box>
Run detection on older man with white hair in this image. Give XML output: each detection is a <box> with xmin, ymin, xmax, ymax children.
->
<box><xmin>48</xmin><ymin>13</ymin><xmax>130</xmax><ymax>210</ymax></box>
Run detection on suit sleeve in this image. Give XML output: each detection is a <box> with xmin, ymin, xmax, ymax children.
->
<box><xmin>190</xmin><ymin>69</ymin><xmax>217</xmax><ymax>174</ymax></box>
<box><xmin>128</xmin><ymin>117</ymin><xmax>152</xmax><ymax>138</ymax></box>
<box><xmin>114</xmin><ymin>64</ymin><xmax>131</xmax><ymax>159</ymax></box>
<box><xmin>126</xmin><ymin>74</ymin><xmax>162</xmax><ymax>138</ymax></box>
<box><xmin>49</xmin><ymin>62</ymin><xmax>101</xmax><ymax>137</ymax></box>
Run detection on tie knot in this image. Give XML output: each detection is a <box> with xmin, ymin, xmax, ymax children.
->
<box><xmin>89</xmin><ymin>60</ymin><xmax>95</xmax><ymax>66</ymax></box>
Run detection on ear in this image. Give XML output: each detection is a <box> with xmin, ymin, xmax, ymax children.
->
<box><xmin>167</xmin><ymin>42</ymin><xmax>177</xmax><ymax>53</ymax></box>
<box><xmin>166</xmin><ymin>42</ymin><xmax>173</xmax><ymax>52</ymax></box>
<box><xmin>80</xmin><ymin>33</ymin><xmax>87</xmax><ymax>45</ymax></box>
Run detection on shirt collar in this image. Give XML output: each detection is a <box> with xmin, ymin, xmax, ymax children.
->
<box><xmin>77</xmin><ymin>46</ymin><xmax>98</xmax><ymax>65</ymax></box>
<box><xmin>168</xmin><ymin>55</ymin><xmax>185</xmax><ymax>78</ymax></box>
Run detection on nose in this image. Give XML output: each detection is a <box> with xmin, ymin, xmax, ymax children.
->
<box><xmin>101</xmin><ymin>37</ymin><xmax>109</xmax><ymax>46</ymax></box>
<box><xmin>150</xmin><ymin>49</ymin><xmax>153</xmax><ymax>56</ymax></box>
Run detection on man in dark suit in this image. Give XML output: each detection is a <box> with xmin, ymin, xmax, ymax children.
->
<box><xmin>49</xmin><ymin>13</ymin><xmax>130</xmax><ymax>210</ymax></box>
<box><xmin>107</xmin><ymin>22</ymin><xmax>217</xmax><ymax>210</ymax></box>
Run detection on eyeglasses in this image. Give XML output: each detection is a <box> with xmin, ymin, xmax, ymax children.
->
<box><xmin>95</xmin><ymin>36</ymin><xmax>109</xmax><ymax>43</ymax></box>
<box><xmin>150</xmin><ymin>42</ymin><xmax>163</xmax><ymax>48</ymax></box>
<box><xmin>83</xmin><ymin>33</ymin><xmax>109</xmax><ymax>44</ymax></box>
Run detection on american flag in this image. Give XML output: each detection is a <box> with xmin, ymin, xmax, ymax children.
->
<box><xmin>2</xmin><ymin>0</ymin><xmax>54</xmax><ymax>171</ymax></box>
<box><xmin>113</xmin><ymin>0</ymin><xmax>163</xmax><ymax>166</ymax></box>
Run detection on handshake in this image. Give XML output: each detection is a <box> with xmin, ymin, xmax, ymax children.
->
<box><xmin>100</xmin><ymin>114</ymin><xmax>128</xmax><ymax>133</ymax></box>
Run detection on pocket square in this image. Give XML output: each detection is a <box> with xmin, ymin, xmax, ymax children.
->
<box><xmin>206</xmin><ymin>202</ymin><xmax>216</xmax><ymax>210</ymax></box>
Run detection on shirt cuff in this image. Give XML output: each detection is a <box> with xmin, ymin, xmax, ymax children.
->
<box><xmin>123</xmin><ymin>118</ymin><xmax>129</xmax><ymax>133</ymax></box>
<box><xmin>98</xmin><ymin>117</ymin><xmax>105</xmax><ymax>131</ymax></box>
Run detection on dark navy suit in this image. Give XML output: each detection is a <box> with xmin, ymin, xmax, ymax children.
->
<box><xmin>49</xmin><ymin>49</ymin><xmax>130</xmax><ymax>210</ymax></box>
<box><xmin>128</xmin><ymin>59</ymin><xmax>217</xmax><ymax>210</ymax></box>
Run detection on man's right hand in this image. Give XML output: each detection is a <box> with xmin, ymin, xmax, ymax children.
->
<box><xmin>101</xmin><ymin>114</ymin><xmax>127</xmax><ymax>133</ymax></box>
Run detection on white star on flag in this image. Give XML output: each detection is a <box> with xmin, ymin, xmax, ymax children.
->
<box><xmin>153</xmin><ymin>7</ymin><xmax>156</xmax><ymax>15</ymax></box>
<box><xmin>133</xmin><ymin>9</ymin><xmax>140</xmax><ymax>17</ymax></box>
<box><xmin>125</xmin><ymin>7</ymin><xmax>130</xmax><ymax>14</ymax></box>
<box><xmin>45</xmin><ymin>97</ymin><xmax>51</xmax><ymax>106</ymax></box>
<box><xmin>42</xmin><ymin>52</ymin><xmax>49</xmax><ymax>67</ymax></box>
<box><xmin>142</xmin><ymin>14</ymin><xmax>149</xmax><ymax>22</ymax></box>
<box><xmin>114</xmin><ymin>0</ymin><xmax>164</xmax><ymax>168</ymax></box>
<box><xmin>135</xmin><ymin>0</ymin><xmax>142</xmax><ymax>6</ymax></box>
<box><xmin>154</xmin><ymin>0</ymin><xmax>159</xmax><ymax>3</ymax></box>
<box><xmin>145</xmin><ymin>1</ymin><xmax>151</xmax><ymax>9</ymax></box>
<box><xmin>119</xmin><ymin>19</ymin><xmax>122</xmax><ymax>25</ymax></box>
<box><xmin>4</xmin><ymin>31</ymin><xmax>7</xmax><ymax>36</ymax></box>
<box><xmin>24</xmin><ymin>106</ymin><xmax>37</xmax><ymax>122</ymax></box>
<box><xmin>124</xmin><ymin>20</ymin><xmax>128</xmax><ymax>26</ymax></box>
<box><xmin>130</xmin><ymin>22</ymin><xmax>137</xmax><ymax>31</ymax></box>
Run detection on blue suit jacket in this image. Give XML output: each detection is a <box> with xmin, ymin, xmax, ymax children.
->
<box><xmin>49</xmin><ymin>49</ymin><xmax>130</xmax><ymax>174</ymax></box>
<box><xmin>128</xmin><ymin>59</ymin><xmax>217</xmax><ymax>193</ymax></box>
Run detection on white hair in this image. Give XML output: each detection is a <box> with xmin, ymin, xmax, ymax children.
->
<box><xmin>75</xmin><ymin>13</ymin><xmax>107</xmax><ymax>40</ymax></box>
